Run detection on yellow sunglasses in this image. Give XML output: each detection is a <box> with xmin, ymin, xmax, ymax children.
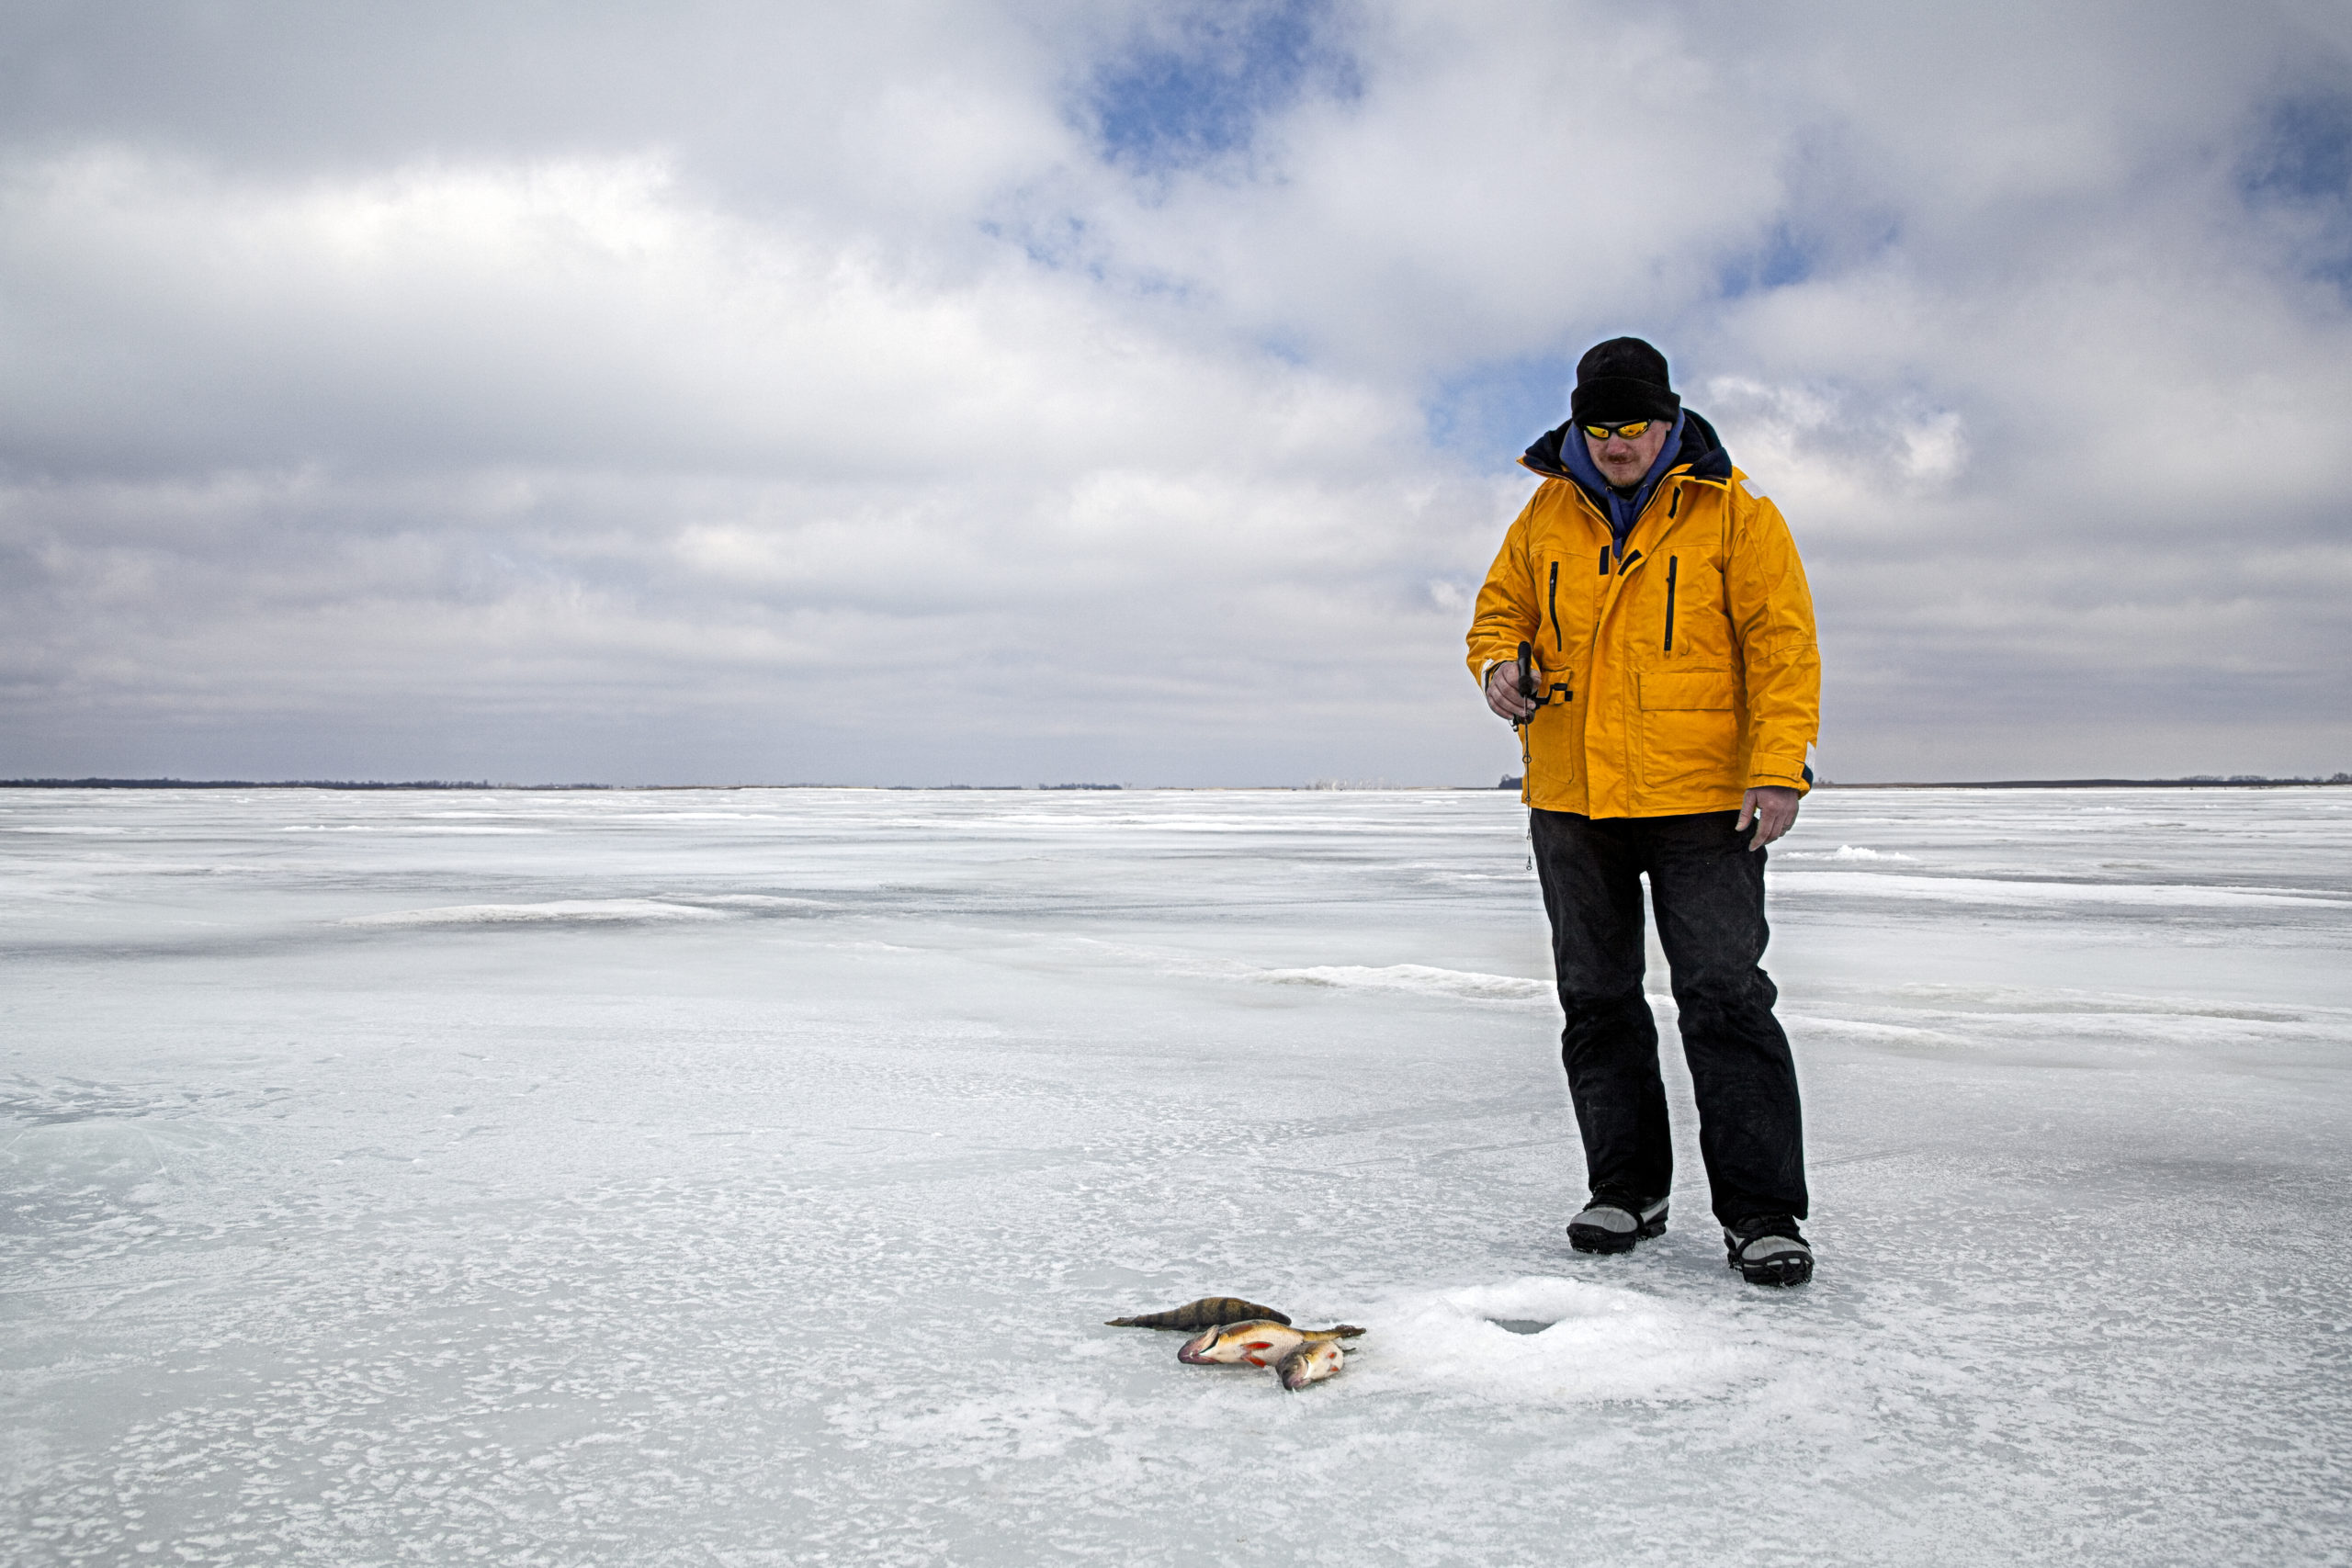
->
<box><xmin>1580</xmin><ymin>419</ymin><xmax>1656</xmax><ymax>442</ymax></box>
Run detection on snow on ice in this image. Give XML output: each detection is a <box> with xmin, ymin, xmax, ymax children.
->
<box><xmin>3</xmin><ymin>785</ymin><xmax>2348</xmax><ymax>1565</ymax></box>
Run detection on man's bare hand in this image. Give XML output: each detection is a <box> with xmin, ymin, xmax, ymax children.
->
<box><xmin>1484</xmin><ymin>660</ymin><xmax>1539</xmax><ymax>721</ymax></box>
<box><xmin>1736</xmin><ymin>785</ymin><xmax>1800</xmax><ymax>851</ymax></box>
<box><xmin>1749</xmin><ymin>789</ymin><xmax>1796</xmax><ymax>851</ymax></box>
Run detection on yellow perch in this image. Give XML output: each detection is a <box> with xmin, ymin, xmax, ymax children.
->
<box><xmin>1177</xmin><ymin>1320</ymin><xmax>1367</xmax><ymax>1367</ymax></box>
<box><xmin>1276</xmin><ymin>1338</ymin><xmax>1345</xmax><ymax>1390</ymax></box>
<box><xmin>1105</xmin><ymin>1296</ymin><xmax>1291</xmax><ymax>1330</ymax></box>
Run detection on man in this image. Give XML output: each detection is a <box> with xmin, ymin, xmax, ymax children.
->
<box><xmin>1465</xmin><ymin>336</ymin><xmax>1821</xmax><ymax>1287</ymax></box>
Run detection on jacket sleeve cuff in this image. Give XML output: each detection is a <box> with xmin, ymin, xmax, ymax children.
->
<box><xmin>1747</xmin><ymin>756</ymin><xmax>1812</xmax><ymax>794</ymax></box>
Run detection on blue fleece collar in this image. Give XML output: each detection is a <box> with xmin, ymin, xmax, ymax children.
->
<box><xmin>1561</xmin><ymin>409</ymin><xmax>1687</xmax><ymax>555</ymax></box>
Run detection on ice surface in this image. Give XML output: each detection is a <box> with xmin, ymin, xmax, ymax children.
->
<box><xmin>4</xmin><ymin>785</ymin><xmax>2348</xmax><ymax>1565</ymax></box>
<box><xmin>1256</xmin><ymin>964</ymin><xmax>1555</xmax><ymax>1002</ymax></box>
<box><xmin>340</xmin><ymin>899</ymin><xmax>736</xmax><ymax>927</ymax></box>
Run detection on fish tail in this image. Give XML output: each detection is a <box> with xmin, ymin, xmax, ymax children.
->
<box><xmin>1106</xmin><ymin>1306</ymin><xmax>1193</xmax><ymax>1329</ymax></box>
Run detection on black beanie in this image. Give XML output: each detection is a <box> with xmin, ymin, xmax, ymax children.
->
<box><xmin>1569</xmin><ymin>336</ymin><xmax>1679</xmax><ymax>425</ymax></box>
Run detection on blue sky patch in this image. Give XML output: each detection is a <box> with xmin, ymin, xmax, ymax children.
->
<box><xmin>2245</xmin><ymin>94</ymin><xmax>2352</xmax><ymax>201</ymax></box>
<box><xmin>2243</xmin><ymin>93</ymin><xmax>2352</xmax><ymax>293</ymax></box>
<box><xmin>1716</xmin><ymin>220</ymin><xmax>1815</xmax><ymax>299</ymax></box>
<box><xmin>1087</xmin><ymin>0</ymin><xmax>1355</xmax><ymax>172</ymax></box>
<box><xmin>1425</xmin><ymin>353</ymin><xmax>1579</xmax><ymax>465</ymax></box>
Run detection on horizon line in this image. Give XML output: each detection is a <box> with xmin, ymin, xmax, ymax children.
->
<box><xmin>4</xmin><ymin>775</ymin><xmax>2348</xmax><ymax>793</ymax></box>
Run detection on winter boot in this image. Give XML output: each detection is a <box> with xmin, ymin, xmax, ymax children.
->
<box><xmin>1724</xmin><ymin>1216</ymin><xmax>1813</xmax><ymax>1286</ymax></box>
<box><xmin>1567</xmin><ymin>1194</ymin><xmax>1668</xmax><ymax>1255</ymax></box>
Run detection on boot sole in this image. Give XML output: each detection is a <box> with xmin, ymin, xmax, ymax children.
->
<box><xmin>1732</xmin><ymin>1252</ymin><xmax>1813</xmax><ymax>1286</ymax></box>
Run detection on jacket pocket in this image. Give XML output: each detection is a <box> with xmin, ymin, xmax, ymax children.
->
<box><xmin>1663</xmin><ymin>556</ymin><xmax>1678</xmax><ymax>652</ymax></box>
<box><xmin>1547</xmin><ymin>560</ymin><xmax>1560</xmax><ymax>652</ymax></box>
<box><xmin>1636</xmin><ymin>669</ymin><xmax>1739</xmax><ymax>790</ymax></box>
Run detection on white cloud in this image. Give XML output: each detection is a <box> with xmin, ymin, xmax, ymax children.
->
<box><xmin>0</xmin><ymin>0</ymin><xmax>2347</xmax><ymax>783</ymax></box>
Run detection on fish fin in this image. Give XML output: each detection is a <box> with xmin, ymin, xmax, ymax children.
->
<box><xmin>1202</xmin><ymin>1297</ymin><xmax>1291</xmax><ymax>1327</ymax></box>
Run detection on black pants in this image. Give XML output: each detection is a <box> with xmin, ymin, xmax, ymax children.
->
<box><xmin>1531</xmin><ymin>808</ymin><xmax>1807</xmax><ymax>1227</ymax></box>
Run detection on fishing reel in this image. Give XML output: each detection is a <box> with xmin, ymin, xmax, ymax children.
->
<box><xmin>1507</xmin><ymin>640</ymin><xmax>1570</xmax><ymax>728</ymax></box>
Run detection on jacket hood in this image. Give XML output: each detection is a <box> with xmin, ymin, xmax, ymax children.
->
<box><xmin>1521</xmin><ymin>408</ymin><xmax>1733</xmax><ymax>496</ymax></box>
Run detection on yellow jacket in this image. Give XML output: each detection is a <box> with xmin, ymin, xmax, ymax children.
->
<box><xmin>1466</xmin><ymin>413</ymin><xmax>1819</xmax><ymax>818</ymax></box>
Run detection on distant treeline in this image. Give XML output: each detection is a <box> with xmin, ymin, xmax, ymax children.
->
<box><xmin>0</xmin><ymin>778</ymin><xmax>597</xmax><ymax>790</ymax></box>
<box><xmin>6</xmin><ymin>774</ymin><xmax>2341</xmax><ymax>793</ymax></box>
<box><xmin>1496</xmin><ymin>773</ymin><xmax>2352</xmax><ymax>792</ymax></box>
<box><xmin>884</xmin><ymin>783</ymin><xmax>1123</xmax><ymax>791</ymax></box>
<box><xmin>0</xmin><ymin>777</ymin><xmax>1130</xmax><ymax>791</ymax></box>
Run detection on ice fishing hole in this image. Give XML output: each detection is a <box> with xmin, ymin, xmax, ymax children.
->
<box><xmin>1487</xmin><ymin>1318</ymin><xmax>1555</xmax><ymax>1336</ymax></box>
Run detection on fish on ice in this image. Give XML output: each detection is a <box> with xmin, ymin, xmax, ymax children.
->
<box><xmin>1276</xmin><ymin>1338</ymin><xmax>1345</xmax><ymax>1391</ymax></box>
<box><xmin>1175</xmin><ymin>1320</ymin><xmax>1366</xmax><ymax>1368</ymax></box>
<box><xmin>1104</xmin><ymin>1296</ymin><xmax>1292</xmax><ymax>1329</ymax></box>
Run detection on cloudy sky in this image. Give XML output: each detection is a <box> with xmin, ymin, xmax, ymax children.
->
<box><xmin>3</xmin><ymin>0</ymin><xmax>2347</xmax><ymax>785</ymax></box>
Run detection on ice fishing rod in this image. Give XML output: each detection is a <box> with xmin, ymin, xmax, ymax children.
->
<box><xmin>1515</xmin><ymin>640</ymin><xmax>1538</xmax><ymax>729</ymax></box>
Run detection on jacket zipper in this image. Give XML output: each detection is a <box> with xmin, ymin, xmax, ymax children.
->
<box><xmin>1664</xmin><ymin>556</ymin><xmax>1678</xmax><ymax>652</ymax></box>
<box><xmin>1615</xmin><ymin>548</ymin><xmax>1643</xmax><ymax>576</ymax></box>
<box><xmin>1547</xmin><ymin>561</ymin><xmax>1560</xmax><ymax>651</ymax></box>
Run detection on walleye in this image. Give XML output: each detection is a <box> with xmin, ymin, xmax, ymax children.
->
<box><xmin>1276</xmin><ymin>1337</ymin><xmax>1345</xmax><ymax>1391</ymax></box>
<box><xmin>1176</xmin><ymin>1319</ymin><xmax>1366</xmax><ymax>1367</ymax></box>
<box><xmin>1104</xmin><ymin>1296</ymin><xmax>1291</xmax><ymax>1330</ymax></box>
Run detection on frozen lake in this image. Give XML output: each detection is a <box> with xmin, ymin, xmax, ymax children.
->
<box><xmin>5</xmin><ymin>784</ymin><xmax>2349</xmax><ymax>1566</ymax></box>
